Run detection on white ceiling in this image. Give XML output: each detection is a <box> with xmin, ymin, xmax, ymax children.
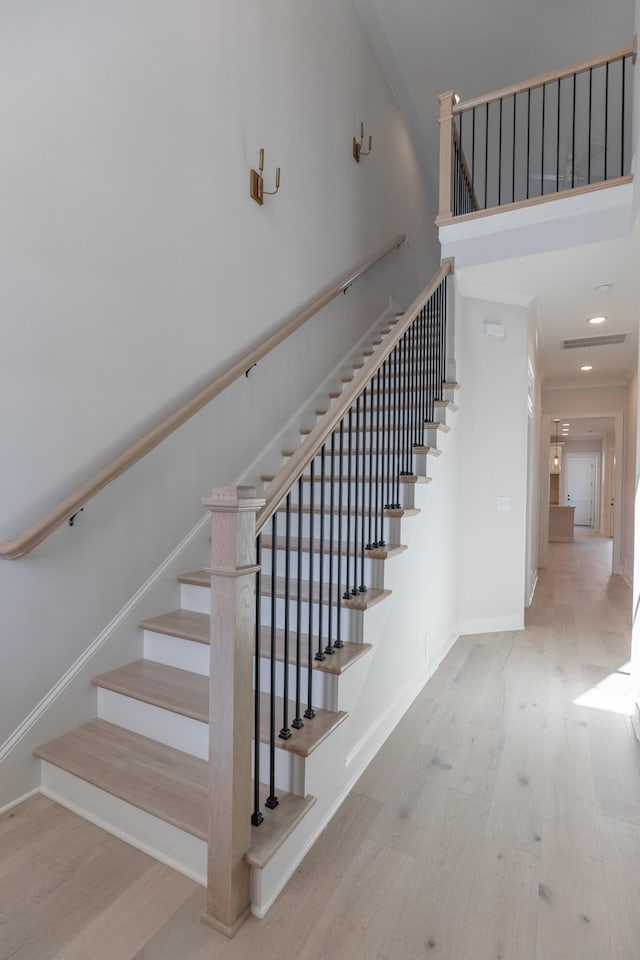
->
<box><xmin>355</xmin><ymin>0</ymin><xmax>639</xmax><ymax>388</ymax></box>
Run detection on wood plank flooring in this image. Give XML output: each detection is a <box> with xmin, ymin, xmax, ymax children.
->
<box><xmin>3</xmin><ymin>533</ymin><xmax>638</xmax><ymax>959</ymax></box>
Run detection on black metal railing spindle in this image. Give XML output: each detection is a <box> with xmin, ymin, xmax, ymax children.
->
<box><xmin>266</xmin><ymin>515</ymin><xmax>279</xmax><ymax>809</ymax></box>
<box><xmin>336</xmin><ymin>419</ymin><xmax>345</xmax><ymax>647</ymax></box>
<box><xmin>252</xmin><ymin>537</ymin><xmax>263</xmax><ymax>826</ymax></box>
<box><xmin>305</xmin><ymin>459</ymin><xmax>315</xmax><ymax>719</ymax></box>
<box><xmin>279</xmin><ymin>494</ymin><xmax>292</xmax><ymax>740</ymax></box>
<box><xmin>353</xmin><ymin>395</ymin><xmax>361</xmax><ymax>593</ymax></box>
<box><xmin>292</xmin><ymin>477</ymin><xmax>304</xmax><ymax>730</ymax></box>
<box><xmin>326</xmin><ymin>433</ymin><xmax>336</xmax><ymax>656</ymax></box>
<box><xmin>316</xmin><ymin>446</ymin><xmax>326</xmax><ymax>661</ymax></box>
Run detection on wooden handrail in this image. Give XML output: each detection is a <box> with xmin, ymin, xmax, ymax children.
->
<box><xmin>0</xmin><ymin>234</ymin><xmax>406</xmax><ymax>560</ymax></box>
<box><xmin>453</xmin><ymin>38</ymin><xmax>637</xmax><ymax>115</ymax></box>
<box><xmin>256</xmin><ymin>259</ymin><xmax>453</xmax><ymax>535</ymax></box>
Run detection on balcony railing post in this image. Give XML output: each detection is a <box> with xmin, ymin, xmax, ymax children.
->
<box><xmin>201</xmin><ymin>484</ymin><xmax>265</xmax><ymax>939</ymax></box>
<box><xmin>438</xmin><ymin>90</ymin><xmax>457</xmax><ymax>221</ymax></box>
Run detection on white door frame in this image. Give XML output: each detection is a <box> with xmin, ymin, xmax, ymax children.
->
<box><xmin>538</xmin><ymin>410</ymin><xmax>624</xmax><ymax>574</ymax></box>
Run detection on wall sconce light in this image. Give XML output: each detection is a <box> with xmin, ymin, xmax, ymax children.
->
<box><xmin>250</xmin><ymin>148</ymin><xmax>281</xmax><ymax>205</ymax></box>
<box><xmin>353</xmin><ymin>122</ymin><xmax>373</xmax><ymax>163</ymax></box>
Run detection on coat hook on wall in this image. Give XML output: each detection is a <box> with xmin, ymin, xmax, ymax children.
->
<box><xmin>250</xmin><ymin>148</ymin><xmax>281</xmax><ymax>205</ymax></box>
<box><xmin>353</xmin><ymin>122</ymin><xmax>373</xmax><ymax>162</ymax></box>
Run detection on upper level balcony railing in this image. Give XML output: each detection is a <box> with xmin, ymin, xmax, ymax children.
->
<box><xmin>437</xmin><ymin>38</ymin><xmax>637</xmax><ymax>223</ymax></box>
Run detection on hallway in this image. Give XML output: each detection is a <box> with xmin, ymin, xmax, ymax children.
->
<box><xmin>1</xmin><ymin>536</ymin><xmax>636</xmax><ymax>959</ymax></box>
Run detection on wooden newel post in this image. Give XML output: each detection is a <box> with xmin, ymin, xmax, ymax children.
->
<box><xmin>437</xmin><ymin>90</ymin><xmax>457</xmax><ymax>222</ymax></box>
<box><xmin>201</xmin><ymin>485</ymin><xmax>265</xmax><ymax>938</ymax></box>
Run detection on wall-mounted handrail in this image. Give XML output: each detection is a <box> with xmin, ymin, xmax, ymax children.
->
<box><xmin>454</xmin><ymin>39</ymin><xmax>637</xmax><ymax>114</ymax></box>
<box><xmin>256</xmin><ymin>259</ymin><xmax>453</xmax><ymax>536</ymax></box>
<box><xmin>1</xmin><ymin>234</ymin><xmax>406</xmax><ymax>560</ymax></box>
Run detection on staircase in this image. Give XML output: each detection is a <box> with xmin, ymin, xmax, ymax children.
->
<box><xmin>33</xmin><ymin>264</ymin><xmax>458</xmax><ymax>931</ymax></box>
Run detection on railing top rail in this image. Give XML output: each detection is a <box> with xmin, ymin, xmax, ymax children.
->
<box><xmin>452</xmin><ymin>37</ymin><xmax>637</xmax><ymax>115</ymax></box>
<box><xmin>256</xmin><ymin>259</ymin><xmax>454</xmax><ymax>536</ymax></box>
<box><xmin>1</xmin><ymin>233</ymin><xmax>406</xmax><ymax>560</ymax></box>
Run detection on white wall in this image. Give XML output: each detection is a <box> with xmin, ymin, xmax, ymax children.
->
<box><xmin>456</xmin><ymin>297</ymin><xmax>529</xmax><ymax>633</ymax></box>
<box><xmin>0</xmin><ymin>0</ymin><xmax>441</xmax><ymax>801</ymax></box>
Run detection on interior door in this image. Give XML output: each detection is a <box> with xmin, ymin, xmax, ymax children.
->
<box><xmin>565</xmin><ymin>454</ymin><xmax>596</xmax><ymax>526</ymax></box>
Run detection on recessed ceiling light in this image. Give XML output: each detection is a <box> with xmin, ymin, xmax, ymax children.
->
<box><xmin>589</xmin><ymin>316</ymin><xmax>607</xmax><ymax>324</ymax></box>
<box><xmin>562</xmin><ymin>422</ymin><xmax>570</xmax><ymax>427</ymax></box>
<box><xmin>580</xmin><ymin>365</ymin><xmax>593</xmax><ymax>371</ymax></box>
<box><xmin>594</xmin><ymin>282</ymin><xmax>613</xmax><ymax>294</ymax></box>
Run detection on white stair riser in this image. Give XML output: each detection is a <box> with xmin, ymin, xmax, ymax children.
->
<box><xmin>141</xmin><ymin>630</ymin><xmax>334</xmax><ymax>708</ymax></box>
<box><xmin>144</xmin><ymin>629</ymin><xmax>209</xmax><ymax>675</ymax></box>
<box><xmin>40</xmin><ymin>761</ymin><xmax>207</xmax><ymax>886</ymax></box>
<box><xmin>269</xmin><ymin>512</ymin><xmax>400</xmax><ymax>543</ymax></box>
<box><xmin>96</xmin><ymin>688</ymin><xmax>302</xmax><ymax>794</ymax></box>
<box><xmin>259</xmin><ymin>595</ymin><xmax>358</xmax><ymax>641</ymax></box>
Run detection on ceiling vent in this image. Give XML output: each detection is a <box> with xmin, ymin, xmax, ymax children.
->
<box><xmin>562</xmin><ymin>333</ymin><xmax>628</xmax><ymax>349</ymax></box>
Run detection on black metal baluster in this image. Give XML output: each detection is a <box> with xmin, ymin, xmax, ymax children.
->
<box><xmin>266</xmin><ymin>514</ymin><xmax>278</xmax><ymax>809</ymax></box>
<box><xmin>383</xmin><ymin>355</ymin><xmax>391</xmax><ymax>510</ymax></box>
<box><xmin>353</xmin><ymin>395</ymin><xmax>360</xmax><ymax>594</ymax></box>
<box><xmin>374</xmin><ymin>367</ymin><xmax>382</xmax><ymax>546</ymax></box>
<box><xmin>484</xmin><ymin>101</ymin><xmax>489</xmax><ymax>207</ymax></box>
<box><xmin>279</xmin><ymin>494</ymin><xmax>292</xmax><ymax>740</ymax></box>
<box><xmin>292</xmin><ymin>476</ymin><xmax>304</xmax><ymax>730</ymax></box>
<box><xmin>621</xmin><ymin>57</ymin><xmax>626</xmax><ymax>176</ymax></box>
<box><xmin>336</xmin><ymin>418</ymin><xmax>345</xmax><ymax>647</ymax></box>
<box><xmin>326</xmin><ymin>432</ymin><xmax>336</xmax><ymax>656</ymax></box>
<box><xmin>368</xmin><ymin>378</ymin><xmax>375</xmax><ymax>550</ymax></box>
<box><xmin>526</xmin><ymin>88</ymin><xmax>531</xmax><ymax>198</ymax></box>
<box><xmin>498</xmin><ymin>96</ymin><xmax>503</xmax><ymax>206</ymax></box>
<box><xmin>512</xmin><ymin>94</ymin><xmax>516</xmax><ymax>203</ymax></box>
<box><xmin>556</xmin><ymin>77</ymin><xmax>561</xmax><ymax>194</ymax></box>
<box><xmin>305</xmin><ymin>459</ymin><xmax>315</xmax><ymax>720</ymax></box>
<box><xmin>471</xmin><ymin>108</ymin><xmax>476</xmax><ymax>206</ymax></box>
<box><xmin>252</xmin><ymin>536</ymin><xmax>263</xmax><ymax>826</ymax></box>
<box><xmin>358</xmin><ymin>385</ymin><xmax>373</xmax><ymax>593</ymax></box>
<box><xmin>605</xmin><ymin>61</ymin><xmax>609</xmax><ymax>180</ymax></box>
<box><xmin>344</xmin><ymin>408</ymin><xmax>353</xmax><ymax>598</ymax></box>
<box><xmin>316</xmin><ymin>446</ymin><xmax>326</xmax><ymax>661</ymax></box>
<box><xmin>588</xmin><ymin>67</ymin><xmax>593</xmax><ymax>183</ymax></box>
<box><xmin>541</xmin><ymin>82</ymin><xmax>547</xmax><ymax>197</ymax></box>
<box><xmin>393</xmin><ymin>342</ymin><xmax>401</xmax><ymax>507</ymax></box>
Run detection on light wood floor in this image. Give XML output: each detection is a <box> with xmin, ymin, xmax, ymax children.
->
<box><xmin>2</xmin><ymin>535</ymin><xmax>638</xmax><ymax>959</ymax></box>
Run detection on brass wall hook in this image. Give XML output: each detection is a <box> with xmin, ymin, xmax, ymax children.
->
<box><xmin>353</xmin><ymin>122</ymin><xmax>373</xmax><ymax>162</ymax></box>
<box><xmin>250</xmin><ymin>148</ymin><xmax>281</xmax><ymax>205</ymax></box>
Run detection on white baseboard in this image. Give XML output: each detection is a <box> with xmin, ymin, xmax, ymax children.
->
<box><xmin>457</xmin><ymin>615</ymin><xmax>524</xmax><ymax>635</ymax></box>
<box><xmin>0</xmin><ymin>787</ymin><xmax>40</xmax><ymax>817</ymax></box>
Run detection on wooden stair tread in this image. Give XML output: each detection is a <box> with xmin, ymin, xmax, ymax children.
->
<box><xmin>34</xmin><ymin>719</ymin><xmax>209</xmax><ymax>839</ymax></box>
<box><xmin>259</xmin><ymin>629</ymin><xmax>372</xmax><ymax>675</ymax></box>
<box><xmin>260</xmin><ymin>536</ymin><xmax>408</xmax><ymax>561</ymax></box>
<box><xmin>259</xmin><ymin>698</ymin><xmax>347</xmax><ymax>757</ymax></box>
<box><xmin>139</xmin><ymin>608</ymin><xmax>209</xmax><ymax>644</ymax></box>
<box><xmin>424</xmin><ymin>421</ymin><xmax>450</xmax><ymax>433</ymax></box>
<box><xmin>247</xmin><ymin>791</ymin><xmax>317</xmax><ymax>869</ymax></box>
<box><xmin>261</xmin><ymin>575</ymin><xmax>391</xmax><ymax>612</ymax></box>
<box><xmin>91</xmin><ymin>659</ymin><xmax>347</xmax><ymax>757</ymax></box>
<box><xmin>434</xmin><ymin>399</ymin><xmax>458</xmax><ymax>412</ymax></box>
<box><xmin>92</xmin><ymin>659</ymin><xmax>209</xmax><ymax>723</ymax></box>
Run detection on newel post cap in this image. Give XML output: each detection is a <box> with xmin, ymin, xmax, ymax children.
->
<box><xmin>203</xmin><ymin>485</ymin><xmax>265</xmax><ymax>514</ymax></box>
